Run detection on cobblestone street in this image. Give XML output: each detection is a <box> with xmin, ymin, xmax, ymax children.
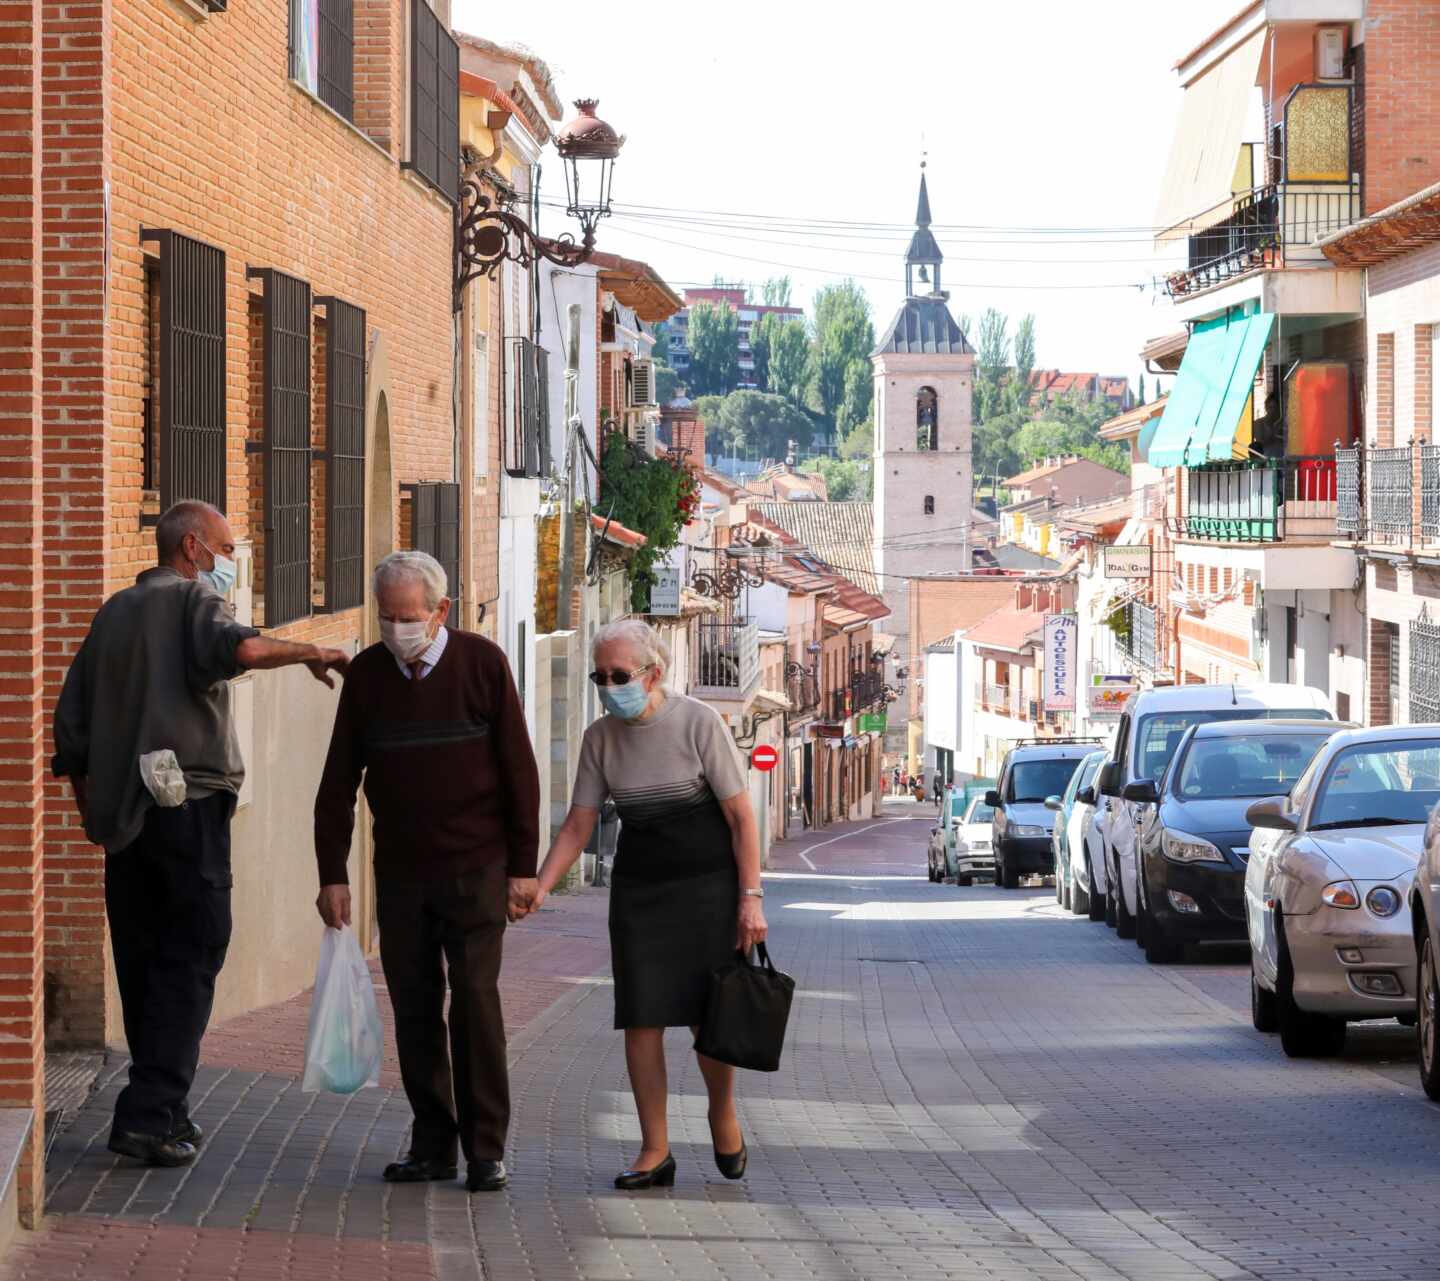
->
<box><xmin>7</xmin><ymin>804</ymin><xmax>1437</xmax><ymax>1280</ymax></box>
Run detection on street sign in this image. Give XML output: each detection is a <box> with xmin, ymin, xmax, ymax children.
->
<box><xmin>857</xmin><ymin>712</ymin><xmax>887</xmax><ymax>734</ymax></box>
<box><xmin>648</xmin><ymin>565</ymin><xmax>680</xmax><ymax>616</ymax></box>
<box><xmin>1043</xmin><ymin>613</ymin><xmax>1078</xmax><ymax>711</ymax></box>
<box><xmin>1104</xmin><ymin>545</ymin><xmax>1152</xmax><ymax>579</ymax></box>
<box><xmin>750</xmin><ymin>744</ymin><xmax>779</xmax><ymax>772</ymax></box>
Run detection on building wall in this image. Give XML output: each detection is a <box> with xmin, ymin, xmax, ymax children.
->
<box><xmin>1363</xmin><ymin>0</ymin><xmax>1440</xmax><ymax>215</ymax></box>
<box><xmin>1366</xmin><ymin>242</ymin><xmax>1440</xmax><ymax>448</ymax></box>
<box><xmin>46</xmin><ymin>0</ymin><xmax>460</xmax><ymax>1045</ymax></box>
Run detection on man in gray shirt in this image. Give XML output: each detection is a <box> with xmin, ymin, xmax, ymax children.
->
<box><xmin>53</xmin><ymin>501</ymin><xmax>349</xmax><ymax>1168</ymax></box>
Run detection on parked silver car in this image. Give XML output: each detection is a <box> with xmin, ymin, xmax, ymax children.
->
<box><xmin>1407</xmin><ymin>738</ymin><xmax>1440</xmax><ymax>1099</ymax></box>
<box><xmin>1247</xmin><ymin>726</ymin><xmax>1438</xmax><ymax>1058</ymax></box>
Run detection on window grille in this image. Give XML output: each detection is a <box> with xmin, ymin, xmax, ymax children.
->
<box><xmin>141</xmin><ymin>228</ymin><xmax>227</xmax><ymax>515</ymax></box>
<box><xmin>407</xmin><ymin>0</ymin><xmax>460</xmax><ymax>201</ymax></box>
<box><xmin>249</xmin><ymin>268</ymin><xmax>313</xmax><ymax>627</ymax></box>
<box><xmin>318</xmin><ymin>0</ymin><xmax>354</xmax><ymax>120</ymax></box>
<box><xmin>1411</xmin><ymin>618</ymin><xmax>1440</xmax><ymax>723</ymax></box>
<box><xmin>923</xmin><ymin>495</ymin><xmax>935</xmax><ymax>515</ymax></box>
<box><xmin>319</xmin><ymin>296</ymin><xmax>366</xmax><ymax>611</ymax></box>
<box><xmin>405</xmin><ymin>481</ymin><xmax>461</xmax><ymax>602</ymax></box>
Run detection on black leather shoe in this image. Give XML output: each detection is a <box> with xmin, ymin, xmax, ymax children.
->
<box><xmin>382</xmin><ymin>1155</ymin><xmax>458</xmax><ymax>1183</ymax></box>
<box><xmin>108</xmin><ymin>1130</ymin><xmax>197</xmax><ymax>1168</ymax></box>
<box><xmin>713</xmin><ymin>1142</ymin><xmax>747</xmax><ymax>1180</ymax></box>
<box><xmin>465</xmin><ymin>1159</ymin><xmax>508</xmax><ymax>1192</ymax></box>
<box><xmin>614</xmin><ymin>1153</ymin><xmax>675</xmax><ymax>1190</ymax></box>
<box><xmin>170</xmin><ymin>1119</ymin><xmax>202</xmax><ymax>1147</ymax></box>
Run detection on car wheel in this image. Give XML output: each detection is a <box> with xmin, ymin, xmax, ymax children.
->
<box><xmin>1276</xmin><ymin>923</ymin><xmax>1347</xmax><ymax>1058</ymax></box>
<box><xmin>999</xmin><ymin>853</ymin><xmax>1019</xmax><ymax>890</ymax></box>
<box><xmin>1062</xmin><ymin>873</ymin><xmax>1072</xmax><ymax>912</ymax></box>
<box><xmin>1142</xmin><ymin>885</ymin><xmax>1181</xmax><ymax>965</ymax></box>
<box><xmin>1251</xmin><ymin>963</ymin><xmax>1278</xmax><ymax>1033</ymax></box>
<box><xmin>1071</xmin><ymin>874</ymin><xmax>1090</xmax><ymax>916</ymax></box>
<box><xmin>1113</xmin><ymin>871</ymin><xmax>1135</xmax><ymax>940</ymax></box>
<box><xmin>1085</xmin><ymin>854</ymin><xmax>1104</xmax><ymax>921</ymax></box>
<box><xmin>1418</xmin><ymin>936</ymin><xmax>1440</xmax><ymax>1101</ymax></box>
<box><xmin>957</xmin><ymin>875</ymin><xmax>973</xmax><ymax>887</ymax></box>
<box><xmin>1055</xmin><ymin>861</ymin><xmax>1064</xmax><ymax>904</ymax></box>
<box><xmin>1104</xmin><ymin>873</ymin><xmax>1117</xmax><ymax>928</ymax></box>
<box><xmin>1134</xmin><ymin>880</ymin><xmax>1149</xmax><ymax>948</ymax></box>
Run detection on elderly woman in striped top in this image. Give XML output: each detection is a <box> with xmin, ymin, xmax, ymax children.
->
<box><xmin>525</xmin><ymin>619</ymin><xmax>766</xmax><ymax>1189</ymax></box>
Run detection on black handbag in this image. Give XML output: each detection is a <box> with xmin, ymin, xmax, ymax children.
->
<box><xmin>695</xmin><ymin>943</ymin><xmax>795</xmax><ymax>1072</ymax></box>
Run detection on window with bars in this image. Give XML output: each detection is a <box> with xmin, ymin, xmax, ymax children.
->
<box><xmin>1411</xmin><ymin>619</ymin><xmax>1440</xmax><ymax>723</ymax></box>
<box><xmin>505</xmin><ymin>338</ymin><xmax>550</xmax><ymax>478</ymax></box>
<box><xmin>407</xmin><ymin>0</ymin><xmax>460</xmax><ymax>201</ymax></box>
<box><xmin>320</xmin><ymin>297</ymin><xmax>367</xmax><ymax>611</ymax></box>
<box><xmin>249</xmin><ymin>268</ymin><xmax>314</xmax><ymax>627</ymax></box>
<box><xmin>140</xmin><ymin>228</ymin><xmax>227</xmax><ymax>516</ymax></box>
<box><xmin>291</xmin><ymin>0</ymin><xmax>354</xmax><ymax>122</ymax></box>
<box><xmin>405</xmin><ymin>481</ymin><xmax>461</xmax><ymax>602</ymax></box>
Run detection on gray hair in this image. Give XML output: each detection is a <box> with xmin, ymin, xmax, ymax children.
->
<box><xmin>592</xmin><ymin>618</ymin><xmax>671</xmax><ymax>678</ymax></box>
<box><xmin>372</xmin><ymin>550</ymin><xmax>449</xmax><ymax>610</ymax></box>
<box><xmin>156</xmin><ymin>500</ymin><xmax>222</xmax><ymax>563</ymax></box>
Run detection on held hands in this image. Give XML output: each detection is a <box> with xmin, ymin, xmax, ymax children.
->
<box><xmin>737</xmin><ymin>895</ymin><xmax>768</xmax><ymax>953</ymax></box>
<box><xmin>305</xmin><ymin>647</ymin><xmax>351</xmax><ymax>689</ymax></box>
<box><xmin>508</xmin><ymin>877</ymin><xmax>542</xmax><ymax>923</ymax></box>
<box><xmin>316</xmin><ymin>884</ymin><xmax>352</xmax><ymax>929</ymax></box>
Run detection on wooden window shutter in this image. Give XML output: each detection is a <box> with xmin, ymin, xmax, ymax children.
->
<box><xmin>408</xmin><ymin>0</ymin><xmax>460</xmax><ymax>201</ymax></box>
<box><xmin>319</xmin><ymin>296</ymin><xmax>367</xmax><ymax>611</ymax></box>
<box><xmin>249</xmin><ymin>268</ymin><xmax>313</xmax><ymax>627</ymax></box>
<box><xmin>141</xmin><ymin>228</ymin><xmax>228</xmax><ymax>515</ymax></box>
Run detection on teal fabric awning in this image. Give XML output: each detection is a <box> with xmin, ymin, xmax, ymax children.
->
<box><xmin>1147</xmin><ymin>310</ymin><xmax>1275</xmax><ymax>468</ymax></box>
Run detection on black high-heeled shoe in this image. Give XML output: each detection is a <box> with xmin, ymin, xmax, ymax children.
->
<box><xmin>614</xmin><ymin>1153</ymin><xmax>676</xmax><ymax>1190</ymax></box>
<box><xmin>713</xmin><ymin>1142</ymin><xmax>747</xmax><ymax>1180</ymax></box>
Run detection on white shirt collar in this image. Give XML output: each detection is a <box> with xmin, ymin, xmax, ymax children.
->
<box><xmin>396</xmin><ymin>626</ymin><xmax>448</xmax><ymax>679</ymax></box>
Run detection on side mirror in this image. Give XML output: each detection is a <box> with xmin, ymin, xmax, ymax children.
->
<box><xmin>1076</xmin><ymin>786</ymin><xmax>1096</xmax><ymax>806</ymax></box>
<box><xmin>1097</xmin><ymin>761</ymin><xmax>1122</xmax><ymax>797</ymax></box>
<box><xmin>983</xmin><ymin>789</ymin><xmax>1001</xmax><ymax>808</ymax></box>
<box><xmin>1247</xmin><ymin>796</ymin><xmax>1297</xmax><ymax>832</ymax></box>
<box><xmin>1043</xmin><ymin>795</ymin><xmax>1063</xmax><ymax>811</ymax></box>
<box><xmin>1122</xmin><ymin>778</ymin><xmax>1159</xmax><ymax>804</ymax></box>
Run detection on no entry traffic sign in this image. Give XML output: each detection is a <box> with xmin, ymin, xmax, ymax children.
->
<box><xmin>750</xmin><ymin>744</ymin><xmax>779</xmax><ymax>772</ymax></box>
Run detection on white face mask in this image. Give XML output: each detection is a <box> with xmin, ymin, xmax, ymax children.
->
<box><xmin>380</xmin><ymin>618</ymin><xmax>433</xmax><ymax>663</ymax></box>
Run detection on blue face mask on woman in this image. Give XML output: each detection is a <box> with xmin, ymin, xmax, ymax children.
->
<box><xmin>600</xmin><ymin>681</ymin><xmax>650</xmax><ymax>720</ymax></box>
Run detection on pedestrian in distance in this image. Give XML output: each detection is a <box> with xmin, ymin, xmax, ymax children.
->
<box><xmin>933</xmin><ymin>773</ymin><xmax>945</xmax><ymax>809</ymax></box>
<box><xmin>52</xmin><ymin>501</ymin><xmax>351</xmax><ymax>1168</ymax></box>
<box><xmin>313</xmin><ymin>550</ymin><xmax>540</xmax><ymax>1195</ymax></box>
<box><xmin>522</xmin><ymin>619</ymin><xmax>766</xmax><ymax>1190</ymax></box>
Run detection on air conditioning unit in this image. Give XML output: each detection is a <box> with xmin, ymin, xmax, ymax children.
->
<box><xmin>632</xmin><ymin>420</ymin><xmax>657</xmax><ymax>457</ymax></box>
<box><xmin>630</xmin><ymin>358</ymin><xmax>657</xmax><ymax>408</ymax></box>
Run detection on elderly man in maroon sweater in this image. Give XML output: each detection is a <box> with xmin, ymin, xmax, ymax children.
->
<box><xmin>314</xmin><ymin>550</ymin><xmax>540</xmax><ymax>1194</ymax></box>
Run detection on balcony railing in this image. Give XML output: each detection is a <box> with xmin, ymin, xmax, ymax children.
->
<box><xmin>692</xmin><ymin>617</ymin><xmax>759</xmax><ymax>702</ymax></box>
<box><xmin>849</xmin><ymin>670</ymin><xmax>886</xmax><ymax>712</ymax></box>
<box><xmin>1171</xmin><ymin>456</ymin><xmax>1339</xmax><ymax>544</ymax></box>
<box><xmin>1422</xmin><ymin>446</ymin><xmax>1440</xmax><ymax>543</ymax></box>
<box><xmin>1368</xmin><ymin>447</ymin><xmax>1413</xmax><ymax>545</ymax></box>
<box><xmin>1336</xmin><ymin>445</ymin><xmax>1363</xmax><ymax>537</ymax></box>
<box><xmin>785</xmin><ymin>668</ymin><xmax>819</xmax><ymax>715</ymax></box>
<box><xmin>978</xmin><ymin>683</ymin><xmax>1018</xmax><ymax>717</ymax></box>
<box><xmin>1164</xmin><ymin>181</ymin><xmax>1360</xmax><ymax>299</ymax></box>
<box><xmin>828</xmin><ymin>689</ymin><xmax>850</xmax><ymax>723</ymax></box>
<box><xmin>1118</xmin><ymin>602</ymin><xmax>1156</xmax><ymax>671</ymax></box>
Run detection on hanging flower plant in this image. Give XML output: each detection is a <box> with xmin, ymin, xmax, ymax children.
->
<box><xmin>598</xmin><ymin>429</ymin><xmax>697</xmax><ymax>611</ymax></box>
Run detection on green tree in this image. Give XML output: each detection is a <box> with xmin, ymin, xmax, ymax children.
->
<box><xmin>814</xmin><ymin>456</ymin><xmax>871</xmax><ymax>501</ymax></box>
<box><xmin>811</xmin><ymin>281</ymin><xmax>873</xmax><ymax>428</ymax></box>
<box><xmin>686</xmin><ymin>302</ymin><xmax>740</xmax><ymax>395</ymax></box>
<box><xmin>1014</xmin><ymin>394</ymin><xmax>1130</xmax><ymax>474</ymax></box>
<box><xmin>761</xmin><ymin>276</ymin><xmax>793</xmax><ymax>307</ymax></box>
<box><xmin>751</xmin><ymin>311</ymin><xmax>783</xmax><ymax>391</ymax></box>
<box><xmin>1137</xmin><ymin>373</ymin><xmax>1146</xmax><ymax>406</ymax></box>
<box><xmin>1012</xmin><ymin>314</ymin><xmax>1036</xmax><ymax>408</ymax></box>
<box><xmin>597</xmin><ymin>430</ymin><xmax>699</xmax><ymax>610</ymax></box>
<box><xmin>717</xmin><ymin>390</ymin><xmax>814</xmax><ymax>460</ymax></box>
<box><xmin>974</xmin><ymin>308</ymin><xmax>1010</xmax><ymax>415</ymax></box>
<box><xmin>655</xmin><ymin>364</ymin><xmax>679</xmax><ymax>405</ymax></box>
<box><xmin>838</xmin><ymin>413</ymin><xmax>872</xmax><ymax>462</ymax></box>
<box><xmin>767</xmin><ymin>318</ymin><xmax>811</xmax><ymax>407</ymax></box>
<box><xmin>837</xmin><ymin>358</ymin><xmax>873</xmax><ymax>439</ymax></box>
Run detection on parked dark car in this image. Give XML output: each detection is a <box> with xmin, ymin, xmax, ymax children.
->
<box><xmin>987</xmin><ymin>740</ymin><xmax>1103</xmax><ymax>889</ymax></box>
<box><xmin>1128</xmin><ymin>719</ymin><xmax>1343</xmax><ymax>964</ymax></box>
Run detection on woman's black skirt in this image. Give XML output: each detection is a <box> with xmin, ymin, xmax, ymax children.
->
<box><xmin>609</xmin><ymin>803</ymin><xmax>738</xmax><ymax>1029</ymax></box>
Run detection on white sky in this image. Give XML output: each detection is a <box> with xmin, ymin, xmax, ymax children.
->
<box><xmin>453</xmin><ymin>0</ymin><xmax>1242</xmax><ymax>390</ymax></box>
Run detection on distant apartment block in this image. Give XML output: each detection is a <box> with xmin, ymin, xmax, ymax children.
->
<box><xmin>663</xmin><ymin>285</ymin><xmax>805</xmax><ymax>388</ymax></box>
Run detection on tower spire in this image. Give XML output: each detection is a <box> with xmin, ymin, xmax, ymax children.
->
<box><xmin>905</xmin><ymin>160</ymin><xmax>943</xmax><ymax>297</ymax></box>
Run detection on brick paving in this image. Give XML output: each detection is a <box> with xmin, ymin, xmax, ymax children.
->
<box><xmin>8</xmin><ymin>808</ymin><xmax>1440</xmax><ymax>1280</ymax></box>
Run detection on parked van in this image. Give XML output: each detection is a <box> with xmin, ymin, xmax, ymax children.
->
<box><xmin>1096</xmin><ymin>683</ymin><xmax>1334</xmax><ymax>939</ymax></box>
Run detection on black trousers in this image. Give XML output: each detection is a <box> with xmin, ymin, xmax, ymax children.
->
<box><xmin>376</xmin><ymin>862</ymin><xmax>509</xmax><ymax>1165</ymax></box>
<box><xmin>105</xmin><ymin>792</ymin><xmax>235</xmax><ymax>1139</ymax></box>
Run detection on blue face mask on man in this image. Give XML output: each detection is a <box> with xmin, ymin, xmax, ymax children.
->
<box><xmin>599</xmin><ymin>681</ymin><xmax>651</xmax><ymax>720</ymax></box>
<box><xmin>196</xmin><ymin>538</ymin><xmax>238</xmax><ymax>599</ymax></box>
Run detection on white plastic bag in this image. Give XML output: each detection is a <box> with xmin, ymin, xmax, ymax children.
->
<box><xmin>138</xmin><ymin>749</ymin><xmax>187</xmax><ymax>807</ymax></box>
<box><xmin>301</xmin><ymin>926</ymin><xmax>383</xmax><ymax>1094</ymax></box>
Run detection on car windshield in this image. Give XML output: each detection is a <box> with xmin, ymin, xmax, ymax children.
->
<box><xmin>1009</xmin><ymin>758</ymin><xmax>1083</xmax><ymax>804</ymax></box>
<box><xmin>1175</xmin><ymin>732</ymin><xmax>1330</xmax><ymax>800</ymax></box>
<box><xmin>964</xmin><ymin>800</ymin><xmax>995</xmax><ymax>824</ymax></box>
<box><xmin>1310</xmin><ymin>739</ymin><xmax>1440</xmax><ymax>829</ymax></box>
<box><xmin>1135</xmin><ymin>707</ymin><xmax>1331</xmax><ymax>781</ymax></box>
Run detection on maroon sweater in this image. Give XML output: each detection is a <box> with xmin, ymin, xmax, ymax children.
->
<box><xmin>313</xmin><ymin>630</ymin><xmax>540</xmax><ymax>885</ymax></box>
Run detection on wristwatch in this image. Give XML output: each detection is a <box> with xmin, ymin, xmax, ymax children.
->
<box><xmin>741</xmin><ymin>887</ymin><xmax>765</xmax><ymax>898</ymax></box>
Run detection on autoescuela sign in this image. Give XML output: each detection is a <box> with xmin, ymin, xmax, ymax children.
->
<box><xmin>1103</xmin><ymin>545</ymin><xmax>1153</xmax><ymax>579</ymax></box>
<box><xmin>1043</xmin><ymin>613</ymin><xmax>1078</xmax><ymax>711</ymax></box>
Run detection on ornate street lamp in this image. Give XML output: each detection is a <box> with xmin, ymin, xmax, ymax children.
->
<box><xmin>455</xmin><ymin>98</ymin><xmax>625</xmax><ymax>305</ymax></box>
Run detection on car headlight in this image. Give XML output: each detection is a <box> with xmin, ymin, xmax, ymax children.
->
<box><xmin>1161</xmin><ymin>829</ymin><xmax>1225</xmax><ymax>863</ymax></box>
<box><xmin>1013</xmin><ymin>825</ymin><xmax>1046</xmax><ymax>837</ymax></box>
<box><xmin>1366</xmin><ymin>885</ymin><xmax>1402</xmax><ymax>918</ymax></box>
<box><xmin>1321</xmin><ymin>880</ymin><xmax>1361</xmax><ymax>909</ymax></box>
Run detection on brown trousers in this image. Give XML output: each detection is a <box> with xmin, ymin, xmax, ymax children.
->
<box><xmin>376</xmin><ymin>861</ymin><xmax>509</xmax><ymax>1165</ymax></box>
